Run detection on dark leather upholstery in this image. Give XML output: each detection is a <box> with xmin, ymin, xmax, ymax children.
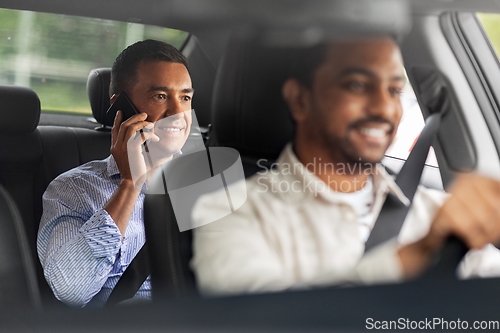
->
<box><xmin>0</xmin><ymin>86</ymin><xmax>42</xmax><ymax>305</ymax></box>
<box><xmin>38</xmin><ymin>126</ymin><xmax>111</xmax><ymax>186</ymax></box>
<box><xmin>182</xmin><ymin>35</ymin><xmax>216</xmax><ymax>128</ymax></box>
<box><xmin>0</xmin><ymin>86</ymin><xmax>44</xmax><ymax>280</ymax></box>
<box><xmin>0</xmin><ymin>85</ymin><xmax>40</xmax><ymax>134</ymax></box>
<box><xmin>0</xmin><ymin>185</ymin><xmax>42</xmax><ymax>310</ymax></box>
<box><xmin>0</xmin><ymin>83</ymin><xmax>112</xmax><ymax>307</ymax></box>
<box><xmin>209</xmin><ymin>37</ymin><xmax>296</xmax><ymax>173</ymax></box>
<box><xmin>87</xmin><ymin>67</ymin><xmax>112</xmax><ymax>127</ymax></box>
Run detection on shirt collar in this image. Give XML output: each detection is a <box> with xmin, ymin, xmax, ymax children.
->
<box><xmin>274</xmin><ymin>143</ymin><xmax>409</xmax><ymax>206</ymax></box>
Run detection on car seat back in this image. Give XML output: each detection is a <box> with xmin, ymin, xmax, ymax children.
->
<box><xmin>87</xmin><ymin>67</ymin><xmax>112</xmax><ymax>128</ymax></box>
<box><xmin>208</xmin><ymin>37</ymin><xmax>296</xmax><ymax>176</ymax></box>
<box><xmin>0</xmin><ymin>85</ymin><xmax>45</xmax><ymax>284</ymax></box>
<box><xmin>0</xmin><ymin>80</ymin><xmax>113</xmax><ymax>307</ymax></box>
<box><xmin>0</xmin><ymin>184</ymin><xmax>42</xmax><ymax>310</ymax></box>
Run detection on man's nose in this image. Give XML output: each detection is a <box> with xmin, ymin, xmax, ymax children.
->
<box><xmin>151</xmin><ymin>99</ymin><xmax>185</xmax><ymax>123</ymax></box>
<box><xmin>164</xmin><ymin>98</ymin><xmax>186</xmax><ymax>119</ymax></box>
<box><xmin>368</xmin><ymin>87</ymin><xmax>397</xmax><ymax>118</ymax></box>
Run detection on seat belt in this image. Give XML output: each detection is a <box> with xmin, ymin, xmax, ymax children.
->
<box><xmin>105</xmin><ymin>242</ymin><xmax>150</xmax><ymax>307</ymax></box>
<box><xmin>364</xmin><ymin>111</ymin><xmax>442</xmax><ymax>252</ymax></box>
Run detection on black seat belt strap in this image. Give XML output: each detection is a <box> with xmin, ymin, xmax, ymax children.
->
<box><xmin>105</xmin><ymin>242</ymin><xmax>150</xmax><ymax>307</ymax></box>
<box><xmin>364</xmin><ymin>112</ymin><xmax>442</xmax><ymax>252</ymax></box>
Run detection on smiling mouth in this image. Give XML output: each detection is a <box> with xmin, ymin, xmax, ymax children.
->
<box><xmin>158</xmin><ymin>126</ymin><xmax>185</xmax><ymax>133</ymax></box>
<box><xmin>160</xmin><ymin>127</ymin><xmax>183</xmax><ymax>131</ymax></box>
<box><xmin>359</xmin><ymin>127</ymin><xmax>388</xmax><ymax>139</ymax></box>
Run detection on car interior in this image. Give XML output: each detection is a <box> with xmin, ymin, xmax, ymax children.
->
<box><xmin>1</xmin><ymin>0</ymin><xmax>500</xmax><ymax>331</ymax></box>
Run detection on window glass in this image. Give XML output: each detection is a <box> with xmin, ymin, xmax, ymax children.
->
<box><xmin>0</xmin><ymin>8</ymin><xmax>188</xmax><ymax>115</ymax></box>
<box><xmin>385</xmin><ymin>81</ymin><xmax>439</xmax><ymax>167</ymax></box>
<box><xmin>477</xmin><ymin>13</ymin><xmax>500</xmax><ymax>57</ymax></box>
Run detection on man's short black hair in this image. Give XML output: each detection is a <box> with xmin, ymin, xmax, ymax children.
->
<box><xmin>110</xmin><ymin>39</ymin><xmax>188</xmax><ymax>97</ymax></box>
<box><xmin>288</xmin><ymin>44</ymin><xmax>326</xmax><ymax>88</ymax></box>
<box><xmin>289</xmin><ymin>36</ymin><xmax>399</xmax><ymax>87</ymax></box>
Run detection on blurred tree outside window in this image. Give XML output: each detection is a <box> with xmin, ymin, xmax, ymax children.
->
<box><xmin>0</xmin><ymin>8</ymin><xmax>188</xmax><ymax>115</ymax></box>
<box><xmin>478</xmin><ymin>13</ymin><xmax>500</xmax><ymax>58</ymax></box>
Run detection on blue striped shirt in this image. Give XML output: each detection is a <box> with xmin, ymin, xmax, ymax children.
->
<box><xmin>37</xmin><ymin>155</ymin><xmax>150</xmax><ymax>307</ymax></box>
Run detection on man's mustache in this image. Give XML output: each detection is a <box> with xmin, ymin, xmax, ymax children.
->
<box><xmin>154</xmin><ymin>117</ymin><xmax>186</xmax><ymax>129</ymax></box>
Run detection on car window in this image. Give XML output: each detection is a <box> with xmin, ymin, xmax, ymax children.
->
<box><xmin>477</xmin><ymin>13</ymin><xmax>500</xmax><ymax>57</ymax></box>
<box><xmin>385</xmin><ymin>80</ymin><xmax>439</xmax><ymax>167</ymax></box>
<box><xmin>0</xmin><ymin>8</ymin><xmax>188</xmax><ymax>116</ymax></box>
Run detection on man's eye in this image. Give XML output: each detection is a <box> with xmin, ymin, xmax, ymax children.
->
<box><xmin>345</xmin><ymin>81</ymin><xmax>366</xmax><ymax>92</ymax></box>
<box><xmin>389</xmin><ymin>88</ymin><xmax>402</xmax><ymax>97</ymax></box>
<box><xmin>154</xmin><ymin>94</ymin><xmax>167</xmax><ymax>100</ymax></box>
<box><xmin>182</xmin><ymin>96</ymin><xmax>192</xmax><ymax>102</ymax></box>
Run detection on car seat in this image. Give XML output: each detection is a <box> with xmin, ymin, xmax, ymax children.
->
<box><xmin>86</xmin><ymin>67</ymin><xmax>113</xmax><ymax>129</ymax></box>
<box><xmin>0</xmin><ymin>184</ymin><xmax>41</xmax><ymax>310</ymax></box>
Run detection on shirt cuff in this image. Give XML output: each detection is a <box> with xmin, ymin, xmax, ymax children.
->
<box><xmin>81</xmin><ymin>209</ymin><xmax>122</xmax><ymax>258</ymax></box>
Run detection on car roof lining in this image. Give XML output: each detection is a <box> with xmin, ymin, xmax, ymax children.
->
<box><xmin>1</xmin><ymin>0</ymin><xmax>499</xmax><ymax>28</ymax></box>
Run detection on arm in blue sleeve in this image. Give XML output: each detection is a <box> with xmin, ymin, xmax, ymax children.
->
<box><xmin>37</xmin><ymin>177</ymin><xmax>123</xmax><ymax>307</ymax></box>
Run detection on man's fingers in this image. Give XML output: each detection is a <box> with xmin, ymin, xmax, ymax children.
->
<box><xmin>123</xmin><ymin>122</ymin><xmax>156</xmax><ymax>146</ymax></box>
<box><xmin>116</xmin><ymin>113</ymin><xmax>149</xmax><ymax>145</ymax></box>
<box><xmin>111</xmin><ymin>110</ymin><xmax>123</xmax><ymax>145</ymax></box>
<box><xmin>437</xmin><ymin>195</ymin><xmax>476</xmax><ymax>245</ymax></box>
<box><xmin>128</xmin><ymin>130</ymin><xmax>160</xmax><ymax>152</ymax></box>
<box><xmin>461</xmin><ymin>177</ymin><xmax>500</xmax><ymax>247</ymax></box>
<box><xmin>436</xmin><ymin>174</ymin><xmax>500</xmax><ymax>250</ymax></box>
<box><xmin>470</xmin><ymin>182</ymin><xmax>500</xmax><ymax>243</ymax></box>
<box><xmin>140</xmin><ymin>130</ymin><xmax>160</xmax><ymax>143</ymax></box>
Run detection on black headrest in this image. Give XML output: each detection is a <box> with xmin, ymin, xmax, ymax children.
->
<box><xmin>87</xmin><ymin>68</ymin><xmax>112</xmax><ymax>127</ymax></box>
<box><xmin>0</xmin><ymin>85</ymin><xmax>40</xmax><ymax>134</ymax></box>
<box><xmin>209</xmin><ymin>38</ymin><xmax>295</xmax><ymax>161</ymax></box>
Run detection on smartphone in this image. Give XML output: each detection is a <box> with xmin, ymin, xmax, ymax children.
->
<box><xmin>106</xmin><ymin>91</ymin><xmax>140</xmax><ymax>124</ymax></box>
<box><xmin>107</xmin><ymin>91</ymin><xmax>152</xmax><ymax>161</ymax></box>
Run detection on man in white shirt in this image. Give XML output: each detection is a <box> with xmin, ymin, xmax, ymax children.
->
<box><xmin>191</xmin><ymin>37</ymin><xmax>500</xmax><ymax>296</ymax></box>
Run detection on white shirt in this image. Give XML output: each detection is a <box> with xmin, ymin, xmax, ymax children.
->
<box><xmin>335</xmin><ymin>176</ymin><xmax>375</xmax><ymax>242</ymax></box>
<box><xmin>191</xmin><ymin>144</ymin><xmax>500</xmax><ymax>296</ymax></box>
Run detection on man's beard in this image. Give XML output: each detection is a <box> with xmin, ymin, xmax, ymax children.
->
<box><xmin>318</xmin><ymin>117</ymin><xmax>395</xmax><ymax>173</ymax></box>
<box><xmin>321</xmin><ymin>133</ymin><xmax>377</xmax><ymax>173</ymax></box>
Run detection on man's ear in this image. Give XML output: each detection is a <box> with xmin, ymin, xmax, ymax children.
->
<box><xmin>110</xmin><ymin>94</ymin><xmax>118</xmax><ymax>105</ymax></box>
<box><xmin>282</xmin><ymin>78</ymin><xmax>310</xmax><ymax>123</ymax></box>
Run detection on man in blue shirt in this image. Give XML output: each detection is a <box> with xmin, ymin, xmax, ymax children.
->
<box><xmin>37</xmin><ymin>40</ymin><xmax>194</xmax><ymax>307</ymax></box>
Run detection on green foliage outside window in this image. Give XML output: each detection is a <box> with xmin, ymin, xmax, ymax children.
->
<box><xmin>0</xmin><ymin>8</ymin><xmax>188</xmax><ymax>115</ymax></box>
<box><xmin>1</xmin><ymin>10</ymin><xmax>495</xmax><ymax>116</ymax></box>
<box><xmin>478</xmin><ymin>13</ymin><xmax>500</xmax><ymax>60</ymax></box>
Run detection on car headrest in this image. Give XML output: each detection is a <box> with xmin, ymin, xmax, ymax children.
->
<box><xmin>209</xmin><ymin>38</ymin><xmax>295</xmax><ymax>161</ymax></box>
<box><xmin>0</xmin><ymin>85</ymin><xmax>40</xmax><ymax>134</ymax></box>
<box><xmin>87</xmin><ymin>68</ymin><xmax>112</xmax><ymax>127</ymax></box>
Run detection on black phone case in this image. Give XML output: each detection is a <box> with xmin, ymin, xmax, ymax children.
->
<box><xmin>106</xmin><ymin>91</ymin><xmax>140</xmax><ymax>124</ymax></box>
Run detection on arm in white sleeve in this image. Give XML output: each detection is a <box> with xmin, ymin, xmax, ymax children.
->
<box><xmin>191</xmin><ymin>189</ymin><xmax>403</xmax><ymax>297</ymax></box>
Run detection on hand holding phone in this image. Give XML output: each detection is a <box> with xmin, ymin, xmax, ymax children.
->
<box><xmin>108</xmin><ymin>91</ymin><xmax>154</xmax><ymax>183</ymax></box>
<box><xmin>106</xmin><ymin>91</ymin><xmax>139</xmax><ymax>124</ymax></box>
